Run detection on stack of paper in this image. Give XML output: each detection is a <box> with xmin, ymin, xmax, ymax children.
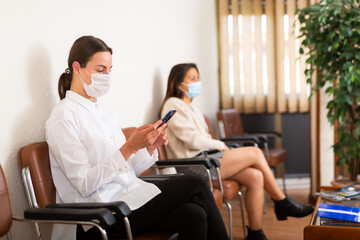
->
<box><xmin>316</xmin><ymin>184</ymin><xmax>360</xmax><ymax>202</ymax></box>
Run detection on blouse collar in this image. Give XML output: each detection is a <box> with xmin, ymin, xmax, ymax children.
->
<box><xmin>65</xmin><ymin>90</ymin><xmax>98</xmax><ymax>109</ymax></box>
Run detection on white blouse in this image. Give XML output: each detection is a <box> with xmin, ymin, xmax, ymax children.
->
<box><xmin>46</xmin><ymin>90</ymin><xmax>161</xmax><ymax>240</ymax></box>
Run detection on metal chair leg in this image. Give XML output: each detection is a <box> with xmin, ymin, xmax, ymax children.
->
<box><xmin>6</xmin><ymin>232</ymin><xmax>12</xmax><ymax>240</ymax></box>
<box><xmin>237</xmin><ymin>191</ymin><xmax>247</xmax><ymax>238</ymax></box>
<box><xmin>224</xmin><ymin>201</ymin><xmax>233</xmax><ymax>240</ymax></box>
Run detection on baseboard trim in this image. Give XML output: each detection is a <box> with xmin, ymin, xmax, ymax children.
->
<box><xmin>276</xmin><ymin>177</ymin><xmax>310</xmax><ymax>190</ymax></box>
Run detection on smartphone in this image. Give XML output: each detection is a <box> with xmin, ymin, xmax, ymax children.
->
<box><xmin>157</xmin><ymin>110</ymin><xmax>176</xmax><ymax>128</ymax></box>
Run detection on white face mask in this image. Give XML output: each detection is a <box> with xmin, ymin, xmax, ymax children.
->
<box><xmin>79</xmin><ymin>68</ymin><xmax>111</xmax><ymax>98</ymax></box>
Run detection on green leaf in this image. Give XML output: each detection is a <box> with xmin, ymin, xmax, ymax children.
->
<box><xmin>350</xmin><ymin>65</ymin><xmax>354</xmax><ymax>72</ymax></box>
<box><xmin>296</xmin><ymin>0</ymin><xmax>360</xmax><ymax>179</ymax></box>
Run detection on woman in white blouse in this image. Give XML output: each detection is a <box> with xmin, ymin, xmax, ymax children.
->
<box><xmin>160</xmin><ymin>63</ymin><xmax>314</xmax><ymax>240</ymax></box>
<box><xmin>46</xmin><ymin>36</ymin><xmax>229</xmax><ymax>240</ymax></box>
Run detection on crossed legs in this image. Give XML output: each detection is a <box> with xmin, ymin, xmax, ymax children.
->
<box><xmin>219</xmin><ymin>146</ymin><xmax>286</xmax><ymax>230</ymax></box>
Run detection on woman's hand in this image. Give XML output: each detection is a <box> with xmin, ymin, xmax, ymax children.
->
<box><xmin>120</xmin><ymin>120</ymin><xmax>168</xmax><ymax>160</ymax></box>
<box><xmin>146</xmin><ymin>130</ymin><xmax>168</xmax><ymax>156</ymax></box>
<box><xmin>219</xmin><ymin>145</ymin><xmax>230</xmax><ymax>152</ymax></box>
<box><xmin>145</xmin><ymin>120</ymin><xmax>169</xmax><ymax>155</ymax></box>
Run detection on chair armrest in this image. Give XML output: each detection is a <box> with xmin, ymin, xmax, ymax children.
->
<box><xmin>238</xmin><ymin>134</ymin><xmax>269</xmax><ymax>143</ymax></box>
<box><xmin>140</xmin><ymin>173</ymin><xmax>184</xmax><ymax>182</ymax></box>
<box><xmin>154</xmin><ymin>157</ymin><xmax>213</xmax><ymax>169</ymax></box>
<box><xmin>25</xmin><ymin>207</ymin><xmax>116</xmax><ymax>228</ymax></box>
<box><xmin>154</xmin><ymin>157</ymin><xmax>215</xmax><ymax>190</ymax></box>
<box><xmin>245</xmin><ymin>131</ymin><xmax>282</xmax><ymax>138</ymax></box>
<box><xmin>201</xmin><ymin>149</ymin><xmax>221</xmax><ymax>155</ymax></box>
<box><xmin>208</xmin><ymin>157</ymin><xmax>221</xmax><ymax>168</ymax></box>
<box><xmin>226</xmin><ymin>143</ymin><xmax>241</xmax><ymax>149</ymax></box>
<box><xmin>46</xmin><ymin>201</ymin><xmax>131</xmax><ymax>218</ymax></box>
<box><xmin>221</xmin><ymin>136</ymin><xmax>261</xmax><ymax>145</ymax></box>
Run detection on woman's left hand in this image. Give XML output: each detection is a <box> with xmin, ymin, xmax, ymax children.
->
<box><xmin>219</xmin><ymin>145</ymin><xmax>230</xmax><ymax>152</ymax></box>
<box><xmin>146</xmin><ymin>120</ymin><xmax>169</xmax><ymax>155</ymax></box>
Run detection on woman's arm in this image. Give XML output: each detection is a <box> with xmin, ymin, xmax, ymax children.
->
<box><xmin>122</xmin><ymin>127</ymin><xmax>137</xmax><ymax>140</ymax></box>
<box><xmin>47</xmin><ymin>119</ymin><xmax>129</xmax><ymax>197</ymax></box>
<box><xmin>163</xmin><ymin>102</ymin><xmax>225</xmax><ymax>151</ymax></box>
<box><xmin>120</xmin><ymin>120</ymin><xmax>167</xmax><ymax>159</ymax></box>
<box><xmin>121</xmin><ymin>121</ymin><xmax>168</xmax><ymax>175</ymax></box>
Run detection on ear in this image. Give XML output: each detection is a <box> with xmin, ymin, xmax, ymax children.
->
<box><xmin>72</xmin><ymin>61</ymin><xmax>81</xmax><ymax>75</ymax></box>
<box><xmin>178</xmin><ymin>82</ymin><xmax>187</xmax><ymax>92</ymax></box>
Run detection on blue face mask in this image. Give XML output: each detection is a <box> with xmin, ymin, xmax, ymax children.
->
<box><xmin>182</xmin><ymin>82</ymin><xmax>202</xmax><ymax>98</ymax></box>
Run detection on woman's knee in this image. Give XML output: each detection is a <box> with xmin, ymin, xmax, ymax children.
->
<box><xmin>245</xmin><ymin>169</ymin><xmax>264</xmax><ymax>189</ymax></box>
<box><xmin>172</xmin><ymin>203</ymin><xmax>207</xmax><ymax>239</ymax></box>
<box><xmin>248</xmin><ymin>146</ymin><xmax>268</xmax><ymax>165</ymax></box>
<box><xmin>248</xmin><ymin>146</ymin><xmax>264</xmax><ymax>157</ymax></box>
<box><xmin>181</xmin><ymin>174</ymin><xmax>209</xmax><ymax>190</ymax></box>
<box><xmin>183</xmin><ymin>203</ymin><xmax>207</xmax><ymax>222</ymax></box>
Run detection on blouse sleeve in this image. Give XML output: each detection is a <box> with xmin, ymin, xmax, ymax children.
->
<box><xmin>46</xmin><ymin>118</ymin><xmax>129</xmax><ymax>197</ymax></box>
<box><xmin>163</xmin><ymin>100</ymin><xmax>226</xmax><ymax>151</ymax></box>
<box><xmin>127</xmin><ymin>148</ymin><xmax>158</xmax><ymax>176</ymax></box>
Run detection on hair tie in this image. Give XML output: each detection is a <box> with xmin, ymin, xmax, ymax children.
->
<box><xmin>64</xmin><ymin>68</ymin><xmax>71</xmax><ymax>74</ymax></box>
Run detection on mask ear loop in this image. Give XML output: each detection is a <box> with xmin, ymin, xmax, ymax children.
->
<box><xmin>180</xmin><ymin>82</ymin><xmax>188</xmax><ymax>92</ymax></box>
<box><xmin>82</xmin><ymin>68</ymin><xmax>91</xmax><ymax>76</ymax></box>
<box><xmin>78</xmin><ymin>68</ymin><xmax>92</xmax><ymax>86</ymax></box>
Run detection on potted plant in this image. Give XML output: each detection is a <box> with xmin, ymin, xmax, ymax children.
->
<box><xmin>297</xmin><ymin>0</ymin><xmax>360</xmax><ymax>183</ymax></box>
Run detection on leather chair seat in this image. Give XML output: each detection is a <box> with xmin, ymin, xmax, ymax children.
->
<box><xmin>212</xmin><ymin>188</ymin><xmax>223</xmax><ymax>210</ymax></box>
<box><xmin>265</xmin><ymin>148</ymin><xmax>287</xmax><ymax>167</ymax></box>
<box><xmin>213</xmin><ymin>180</ymin><xmax>240</xmax><ymax>201</ymax></box>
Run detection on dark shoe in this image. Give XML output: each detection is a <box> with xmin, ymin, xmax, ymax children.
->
<box><xmin>245</xmin><ymin>226</ymin><xmax>268</xmax><ymax>240</ymax></box>
<box><xmin>273</xmin><ymin>195</ymin><xmax>314</xmax><ymax>221</ymax></box>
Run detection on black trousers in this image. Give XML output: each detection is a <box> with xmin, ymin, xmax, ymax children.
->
<box><xmin>77</xmin><ymin>174</ymin><xmax>229</xmax><ymax>240</ymax></box>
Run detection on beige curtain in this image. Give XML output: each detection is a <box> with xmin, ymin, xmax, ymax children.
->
<box><xmin>218</xmin><ymin>0</ymin><xmax>310</xmax><ymax>113</ymax></box>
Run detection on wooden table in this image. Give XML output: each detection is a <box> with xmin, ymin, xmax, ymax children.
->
<box><xmin>304</xmin><ymin>186</ymin><xmax>360</xmax><ymax>240</ymax></box>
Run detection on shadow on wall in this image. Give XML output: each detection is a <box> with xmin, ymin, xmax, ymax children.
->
<box><xmin>145</xmin><ymin>67</ymin><xmax>164</xmax><ymax>124</ymax></box>
<box><xmin>4</xmin><ymin>42</ymin><xmax>56</xmax><ymax>240</ymax></box>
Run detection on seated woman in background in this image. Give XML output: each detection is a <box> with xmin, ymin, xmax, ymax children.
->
<box><xmin>46</xmin><ymin>37</ymin><xmax>229</xmax><ymax>240</ymax></box>
<box><xmin>160</xmin><ymin>63</ymin><xmax>314</xmax><ymax>240</ymax></box>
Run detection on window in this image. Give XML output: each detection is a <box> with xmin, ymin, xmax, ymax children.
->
<box><xmin>218</xmin><ymin>0</ymin><xmax>310</xmax><ymax>113</ymax></box>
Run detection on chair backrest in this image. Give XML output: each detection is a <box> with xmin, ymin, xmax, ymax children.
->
<box><xmin>18</xmin><ymin>142</ymin><xmax>56</xmax><ymax>208</ymax></box>
<box><xmin>157</xmin><ymin>145</ymin><xmax>168</xmax><ymax>161</ymax></box>
<box><xmin>203</xmin><ymin>115</ymin><xmax>215</xmax><ymax>139</ymax></box>
<box><xmin>0</xmin><ymin>165</ymin><xmax>12</xmax><ymax>237</ymax></box>
<box><xmin>217</xmin><ymin>109</ymin><xmax>244</xmax><ymax>137</ymax></box>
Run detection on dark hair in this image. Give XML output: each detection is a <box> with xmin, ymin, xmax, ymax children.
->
<box><xmin>159</xmin><ymin>63</ymin><xmax>199</xmax><ymax>116</ymax></box>
<box><xmin>58</xmin><ymin>36</ymin><xmax>113</xmax><ymax>100</ymax></box>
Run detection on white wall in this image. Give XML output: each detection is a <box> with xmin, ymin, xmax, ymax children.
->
<box><xmin>319</xmin><ymin>86</ymin><xmax>335</xmax><ymax>186</ymax></box>
<box><xmin>0</xmin><ymin>1</ymin><xmax>220</xmax><ymax>239</ymax></box>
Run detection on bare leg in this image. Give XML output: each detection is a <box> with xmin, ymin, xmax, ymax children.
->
<box><xmin>230</xmin><ymin>168</ymin><xmax>264</xmax><ymax>230</ymax></box>
<box><xmin>219</xmin><ymin>146</ymin><xmax>285</xmax><ymax>201</ymax></box>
